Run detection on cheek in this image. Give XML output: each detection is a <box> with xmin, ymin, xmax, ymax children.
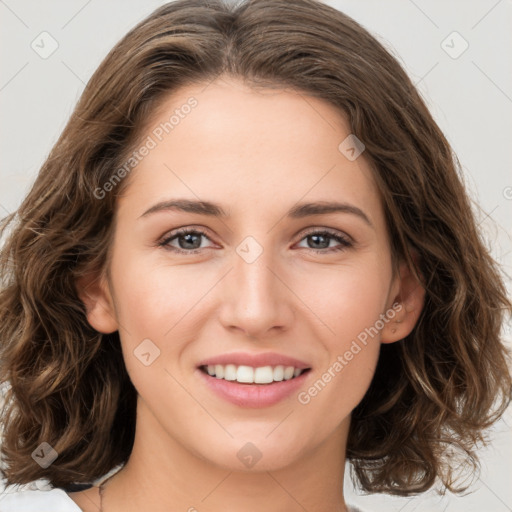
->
<box><xmin>296</xmin><ymin>344</ymin><xmax>379</xmax><ymax>439</ymax></box>
<box><xmin>297</xmin><ymin>285</ymin><xmax>383</xmax><ymax>423</ymax></box>
<box><xmin>292</xmin><ymin>261</ymin><xmax>389</xmax><ymax>410</ymax></box>
<box><xmin>106</xmin><ymin>262</ymin><xmax>185</xmax><ymax>386</ymax></box>
<box><xmin>292</xmin><ymin>256</ymin><xmax>391</xmax><ymax>343</ymax></box>
<box><xmin>111</xmin><ymin>257</ymin><xmax>207</xmax><ymax>338</ymax></box>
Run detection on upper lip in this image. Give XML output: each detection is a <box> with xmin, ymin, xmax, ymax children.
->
<box><xmin>197</xmin><ymin>352</ymin><xmax>311</xmax><ymax>370</ymax></box>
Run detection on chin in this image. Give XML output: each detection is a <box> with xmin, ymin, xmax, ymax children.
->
<box><xmin>195</xmin><ymin>433</ymin><xmax>307</xmax><ymax>472</ymax></box>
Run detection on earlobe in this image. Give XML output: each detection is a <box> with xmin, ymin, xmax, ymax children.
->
<box><xmin>381</xmin><ymin>253</ymin><xmax>426</xmax><ymax>344</ymax></box>
<box><xmin>75</xmin><ymin>271</ymin><xmax>118</xmax><ymax>334</ymax></box>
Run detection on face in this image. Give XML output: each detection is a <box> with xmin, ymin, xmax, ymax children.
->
<box><xmin>82</xmin><ymin>76</ymin><xmax>423</xmax><ymax>473</ymax></box>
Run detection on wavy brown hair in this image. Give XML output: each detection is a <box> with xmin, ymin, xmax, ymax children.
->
<box><xmin>1</xmin><ymin>0</ymin><xmax>511</xmax><ymax>496</ymax></box>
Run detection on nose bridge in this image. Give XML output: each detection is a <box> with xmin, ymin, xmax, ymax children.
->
<box><xmin>218</xmin><ymin>236</ymin><xmax>292</xmax><ymax>335</ymax></box>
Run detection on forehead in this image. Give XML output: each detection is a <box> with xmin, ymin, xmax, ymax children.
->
<box><xmin>117</xmin><ymin>77</ymin><xmax>384</xmax><ymax>228</ymax></box>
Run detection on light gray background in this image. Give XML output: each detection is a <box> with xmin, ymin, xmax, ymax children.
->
<box><xmin>1</xmin><ymin>1</ymin><xmax>511</xmax><ymax>511</ymax></box>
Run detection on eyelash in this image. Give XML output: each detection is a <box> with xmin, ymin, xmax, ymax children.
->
<box><xmin>158</xmin><ymin>227</ymin><xmax>353</xmax><ymax>255</ymax></box>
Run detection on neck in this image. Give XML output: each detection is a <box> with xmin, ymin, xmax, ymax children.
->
<box><xmin>101</xmin><ymin>397</ymin><xmax>350</xmax><ymax>512</ymax></box>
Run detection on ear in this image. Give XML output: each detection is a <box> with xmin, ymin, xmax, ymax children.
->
<box><xmin>75</xmin><ymin>270</ymin><xmax>118</xmax><ymax>334</ymax></box>
<box><xmin>380</xmin><ymin>250</ymin><xmax>425</xmax><ymax>344</ymax></box>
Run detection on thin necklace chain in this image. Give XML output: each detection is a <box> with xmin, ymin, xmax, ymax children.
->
<box><xmin>99</xmin><ymin>483</ymin><xmax>105</xmax><ymax>512</ymax></box>
<box><xmin>98</xmin><ymin>474</ymin><xmax>115</xmax><ymax>512</ymax></box>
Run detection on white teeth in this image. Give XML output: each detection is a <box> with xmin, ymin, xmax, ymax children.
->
<box><xmin>236</xmin><ymin>365</ymin><xmax>254</xmax><ymax>383</ymax></box>
<box><xmin>283</xmin><ymin>366</ymin><xmax>294</xmax><ymax>380</ymax></box>
<box><xmin>254</xmin><ymin>366</ymin><xmax>274</xmax><ymax>384</ymax></box>
<box><xmin>203</xmin><ymin>364</ymin><xmax>307</xmax><ymax>384</ymax></box>
<box><xmin>224</xmin><ymin>364</ymin><xmax>237</xmax><ymax>381</ymax></box>
<box><xmin>273</xmin><ymin>365</ymin><xmax>284</xmax><ymax>381</ymax></box>
<box><xmin>214</xmin><ymin>364</ymin><xmax>224</xmax><ymax>379</ymax></box>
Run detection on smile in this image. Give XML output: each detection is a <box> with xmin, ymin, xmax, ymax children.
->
<box><xmin>200</xmin><ymin>364</ymin><xmax>309</xmax><ymax>384</ymax></box>
<box><xmin>196</xmin><ymin>351</ymin><xmax>312</xmax><ymax>407</ymax></box>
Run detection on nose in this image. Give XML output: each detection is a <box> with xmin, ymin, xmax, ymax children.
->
<box><xmin>217</xmin><ymin>242</ymin><xmax>295</xmax><ymax>338</ymax></box>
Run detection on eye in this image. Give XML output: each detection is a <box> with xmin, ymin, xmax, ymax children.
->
<box><xmin>295</xmin><ymin>229</ymin><xmax>353</xmax><ymax>254</ymax></box>
<box><xmin>158</xmin><ymin>227</ymin><xmax>353</xmax><ymax>255</ymax></box>
<box><xmin>158</xmin><ymin>228</ymin><xmax>215</xmax><ymax>254</ymax></box>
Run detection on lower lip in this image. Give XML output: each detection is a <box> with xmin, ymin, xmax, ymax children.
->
<box><xmin>197</xmin><ymin>368</ymin><xmax>311</xmax><ymax>408</ymax></box>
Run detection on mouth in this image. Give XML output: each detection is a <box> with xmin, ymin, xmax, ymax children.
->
<box><xmin>196</xmin><ymin>354</ymin><xmax>312</xmax><ymax>408</ymax></box>
<box><xmin>199</xmin><ymin>364</ymin><xmax>311</xmax><ymax>384</ymax></box>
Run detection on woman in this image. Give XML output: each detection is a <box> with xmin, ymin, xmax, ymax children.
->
<box><xmin>1</xmin><ymin>1</ymin><xmax>510</xmax><ymax>511</ymax></box>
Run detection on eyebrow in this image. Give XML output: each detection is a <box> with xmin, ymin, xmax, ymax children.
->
<box><xmin>139</xmin><ymin>199</ymin><xmax>373</xmax><ymax>227</ymax></box>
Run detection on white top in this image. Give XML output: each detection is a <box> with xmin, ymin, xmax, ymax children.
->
<box><xmin>0</xmin><ymin>477</ymin><xmax>365</xmax><ymax>511</ymax></box>
<box><xmin>0</xmin><ymin>466</ymin><xmax>120</xmax><ymax>512</ymax></box>
<box><xmin>0</xmin><ymin>478</ymin><xmax>84</xmax><ymax>511</ymax></box>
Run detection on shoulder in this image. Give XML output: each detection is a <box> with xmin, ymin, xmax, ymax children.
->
<box><xmin>0</xmin><ymin>462</ymin><xmax>123</xmax><ymax>511</ymax></box>
<box><xmin>0</xmin><ymin>478</ymin><xmax>83</xmax><ymax>512</ymax></box>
